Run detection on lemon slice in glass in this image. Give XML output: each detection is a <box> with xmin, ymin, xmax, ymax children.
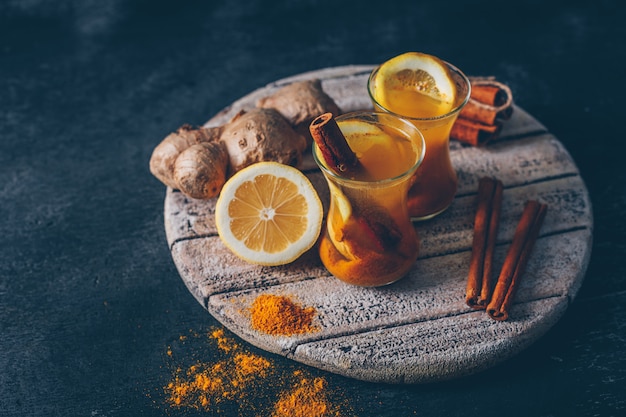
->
<box><xmin>336</xmin><ymin>118</ymin><xmax>403</xmax><ymax>179</ymax></box>
<box><xmin>372</xmin><ymin>52</ymin><xmax>457</xmax><ymax>117</ymax></box>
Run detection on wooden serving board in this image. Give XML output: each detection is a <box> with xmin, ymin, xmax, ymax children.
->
<box><xmin>163</xmin><ymin>66</ymin><xmax>593</xmax><ymax>384</ymax></box>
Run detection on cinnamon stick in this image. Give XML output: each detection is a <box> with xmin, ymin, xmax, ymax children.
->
<box><xmin>466</xmin><ymin>177</ymin><xmax>503</xmax><ymax>309</ymax></box>
<box><xmin>470</xmin><ymin>84</ymin><xmax>504</xmax><ymax>106</ymax></box>
<box><xmin>452</xmin><ymin>78</ymin><xmax>514</xmax><ymax>146</ymax></box>
<box><xmin>450</xmin><ymin>118</ymin><xmax>503</xmax><ymax>146</ymax></box>
<box><xmin>486</xmin><ymin>200</ymin><xmax>548</xmax><ymax>321</ymax></box>
<box><xmin>460</xmin><ymin>99</ymin><xmax>513</xmax><ymax>125</ymax></box>
<box><xmin>468</xmin><ymin>80</ymin><xmax>512</xmax><ymax>107</ymax></box>
<box><xmin>309</xmin><ymin>113</ymin><xmax>363</xmax><ymax>178</ymax></box>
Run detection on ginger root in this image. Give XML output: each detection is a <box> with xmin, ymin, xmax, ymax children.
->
<box><xmin>149</xmin><ymin>108</ymin><xmax>307</xmax><ymax>199</ymax></box>
<box><xmin>174</xmin><ymin>142</ymin><xmax>229</xmax><ymax>199</ymax></box>
<box><xmin>149</xmin><ymin>81</ymin><xmax>335</xmax><ymax>199</ymax></box>
<box><xmin>256</xmin><ymin>79</ymin><xmax>341</xmax><ymax>144</ymax></box>
<box><xmin>149</xmin><ymin>124</ymin><xmax>223</xmax><ymax>189</ymax></box>
<box><xmin>220</xmin><ymin>108</ymin><xmax>307</xmax><ymax>174</ymax></box>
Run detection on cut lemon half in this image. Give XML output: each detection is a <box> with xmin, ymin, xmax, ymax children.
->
<box><xmin>215</xmin><ymin>162</ymin><xmax>323</xmax><ymax>266</ymax></box>
<box><xmin>372</xmin><ymin>52</ymin><xmax>456</xmax><ymax>117</ymax></box>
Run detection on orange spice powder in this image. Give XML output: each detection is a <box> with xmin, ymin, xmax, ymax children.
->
<box><xmin>164</xmin><ymin>328</ymin><xmax>272</xmax><ymax>411</ymax></box>
<box><xmin>163</xmin><ymin>327</ymin><xmax>350</xmax><ymax>416</ymax></box>
<box><xmin>250</xmin><ymin>294</ymin><xmax>318</xmax><ymax>336</ymax></box>
<box><xmin>271</xmin><ymin>371</ymin><xmax>342</xmax><ymax>417</ymax></box>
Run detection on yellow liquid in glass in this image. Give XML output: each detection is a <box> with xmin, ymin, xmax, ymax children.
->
<box><xmin>372</xmin><ymin>83</ymin><xmax>459</xmax><ymax>220</ymax></box>
<box><xmin>316</xmin><ymin>119</ymin><xmax>420</xmax><ymax>287</ymax></box>
<box><xmin>378</xmin><ymin>87</ymin><xmax>452</xmax><ymax>119</ymax></box>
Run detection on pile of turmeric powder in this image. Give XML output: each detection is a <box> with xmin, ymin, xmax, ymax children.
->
<box><xmin>250</xmin><ymin>294</ymin><xmax>318</xmax><ymax>336</ymax></box>
<box><xmin>162</xmin><ymin>327</ymin><xmax>352</xmax><ymax>416</ymax></box>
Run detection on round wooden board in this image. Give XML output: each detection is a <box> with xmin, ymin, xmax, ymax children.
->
<box><xmin>163</xmin><ymin>66</ymin><xmax>593</xmax><ymax>384</ymax></box>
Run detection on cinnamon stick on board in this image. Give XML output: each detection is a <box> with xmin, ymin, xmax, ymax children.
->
<box><xmin>451</xmin><ymin>118</ymin><xmax>503</xmax><ymax>147</ymax></box>
<box><xmin>451</xmin><ymin>79</ymin><xmax>513</xmax><ymax>146</ymax></box>
<box><xmin>465</xmin><ymin>177</ymin><xmax>503</xmax><ymax>309</ymax></box>
<box><xmin>470</xmin><ymin>84</ymin><xmax>507</xmax><ymax>106</ymax></box>
<box><xmin>460</xmin><ymin>95</ymin><xmax>513</xmax><ymax>125</ymax></box>
<box><xmin>486</xmin><ymin>200</ymin><xmax>548</xmax><ymax>321</ymax></box>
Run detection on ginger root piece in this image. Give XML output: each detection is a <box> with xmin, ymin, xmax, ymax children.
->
<box><xmin>149</xmin><ymin>124</ymin><xmax>223</xmax><ymax>189</ymax></box>
<box><xmin>256</xmin><ymin>79</ymin><xmax>341</xmax><ymax>144</ymax></box>
<box><xmin>174</xmin><ymin>141</ymin><xmax>229</xmax><ymax>199</ymax></box>
<box><xmin>220</xmin><ymin>108</ymin><xmax>307</xmax><ymax>174</ymax></box>
<box><xmin>150</xmin><ymin>80</ymin><xmax>336</xmax><ymax>198</ymax></box>
<box><xmin>149</xmin><ymin>108</ymin><xmax>307</xmax><ymax>199</ymax></box>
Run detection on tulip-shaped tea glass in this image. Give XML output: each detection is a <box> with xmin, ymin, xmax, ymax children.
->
<box><xmin>313</xmin><ymin>112</ymin><xmax>425</xmax><ymax>287</ymax></box>
<box><xmin>368</xmin><ymin>54</ymin><xmax>471</xmax><ymax>220</ymax></box>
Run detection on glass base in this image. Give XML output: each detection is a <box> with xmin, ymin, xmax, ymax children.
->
<box><xmin>410</xmin><ymin>203</ymin><xmax>451</xmax><ymax>222</ymax></box>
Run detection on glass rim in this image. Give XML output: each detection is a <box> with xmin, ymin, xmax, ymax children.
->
<box><xmin>367</xmin><ymin>59</ymin><xmax>472</xmax><ymax>122</ymax></box>
<box><xmin>312</xmin><ymin>111</ymin><xmax>425</xmax><ymax>186</ymax></box>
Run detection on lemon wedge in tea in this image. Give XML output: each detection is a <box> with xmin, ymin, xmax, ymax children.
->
<box><xmin>371</xmin><ymin>51</ymin><xmax>457</xmax><ymax>118</ymax></box>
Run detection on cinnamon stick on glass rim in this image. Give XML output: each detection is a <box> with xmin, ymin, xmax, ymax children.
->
<box><xmin>309</xmin><ymin>112</ymin><xmax>363</xmax><ymax>178</ymax></box>
<box><xmin>486</xmin><ymin>200</ymin><xmax>548</xmax><ymax>321</ymax></box>
<box><xmin>465</xmin><ymin>177</ymin><xmax>503</xmax><ymax>309</ymax></box>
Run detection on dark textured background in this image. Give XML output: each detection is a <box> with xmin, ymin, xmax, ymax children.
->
<box><xmin>1</xmin><ymin>0</ymin><xmax>625</xmax><ymax>416</ymax></box>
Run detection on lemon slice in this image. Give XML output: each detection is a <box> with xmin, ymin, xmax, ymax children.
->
<box><xmin>215</xmin><ymin>162</ymin><xmax>323</xmax><ymax>266</ymax></box>
<box><xmin>372</xmin><ymin>52</ymin><xmax>456</xmax><ymax>116</ymax></box>
<box><xmin>325</xmin><ymin>181</ymin><xmax>356</xmax><ymax>260</ymax></box>
<box><xmin>337</xmin><ymin>119</ymin><xmax>385</xmax><ymax>145</ymax></box>
<box><xmin>337</xmin><ymin>119</ymin><xmax>389</xmax><ymax>156</ymax></box>
<box><xmin>337</xmin><ymin>118</ymin><xmax>404</xmax><ymax>179</ymax></box>
<box><xmin>326</xmin><ymin>181</ymin><xmax>352</xmax><ymax>222</ymax></box>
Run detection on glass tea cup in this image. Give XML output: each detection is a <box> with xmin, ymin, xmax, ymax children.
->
<box><xmin>367</xmin><ymin>53</ymin><xmax>471</xmax><ymax>221</ymax></box>
<box><xmin>313</xmin><ymin>111</ymin><xmax>425</xmax><ymax>287</ymax></box>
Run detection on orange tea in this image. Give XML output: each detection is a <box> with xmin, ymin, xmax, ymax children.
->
<box><xmin>313</xmin><ymin>112</ymin><xmax>425</xmax><ymax>287</ymax></box>
<box><xmin>368</xmin><ymin>52</ymin><xmax>471</xmax><ymax>220</ymax></box>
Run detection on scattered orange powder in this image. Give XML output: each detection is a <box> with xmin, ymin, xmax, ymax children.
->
<box><xmin>271</xmin><ymin>371</ymin><xmax>342</xmax><ymax>417</ymax></box>
<box><xmin>250</xmin><ymin>294</ymin><xmax>318</xmax><ymax>336</ymax></box>
<box><xmin>211</xmin><ymin>327</ymin><xmax>239</xmax><ymax>352</ymax></box>
<box><xmin>164</xmin><ymin>351</ymin><xmax>271</xmax><ymax>411</ymax></box>
<box><xmin>234</xmin><ymin>352</ymin><xmax>271</xmax><ymax>377</ymax></box>
<box><xmin>163</xmin><ymin>327</ymin><xmax>350</xmax><ymax>416</ymax></box>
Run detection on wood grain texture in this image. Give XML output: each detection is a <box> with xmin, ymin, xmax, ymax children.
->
<box><xmin>163</xmin><ymin>66</ymin><xmax>592</xmax><ymax>383</ymax></box>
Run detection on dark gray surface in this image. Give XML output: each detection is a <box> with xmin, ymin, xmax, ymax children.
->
<box><xmin>1</xmin><ymin>0</ymin><xmax>625</xmax><ymax>416</ymax></box>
